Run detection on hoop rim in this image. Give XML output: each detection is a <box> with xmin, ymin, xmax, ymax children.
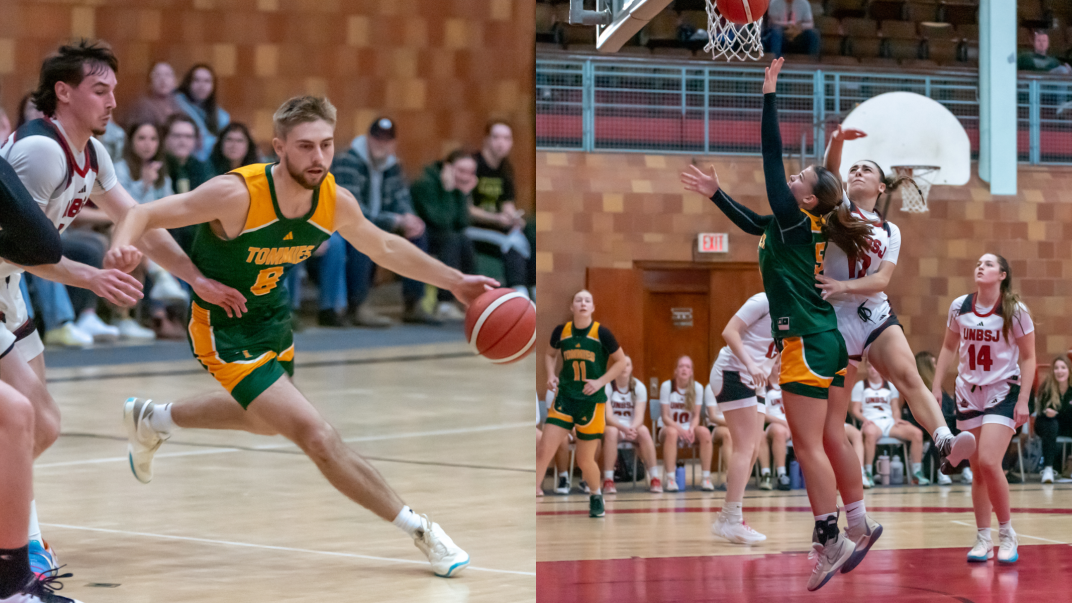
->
<box><xmin>890</xmin><ymin>165</ymin><xmax>941</xmax><ymax>172</ymax></box>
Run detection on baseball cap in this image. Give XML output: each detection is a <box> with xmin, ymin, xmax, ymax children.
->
<box><xmin>369</xmin><ymin>117</ymin><xmax>396</xmax><ymax>140</ymax></box>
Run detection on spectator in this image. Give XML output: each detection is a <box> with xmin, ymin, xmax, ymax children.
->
<box><xmin>410</xmin><ymin>149</ymin><xmax>479</xmax><ymax>321</ymax></box>
<box><xmin>175</xmin><ymin>63</ymin><xmax>231</xmax><ymax>162</ymax></box>
<box><xmin>603</xmin><ymin>357</ymin><xmax>662</xmax><ymax>493</ymax></box>
<box><xmin>916</xmin><ymin>351</ymin><xmax>971</xmax><ymax>484</ymax></box>
<box><xmin>114</xmin><ymin>122</ymin><xmax>171</xmax><ymax>203</ymax></box>
<box><xmin>658</xmin><ymin>356</ymin><xmax>713</xmax><ymax>492</ymax></box>
<box><xmin>98</xmin><ymin>116</ymin><xmax>125</xmax><ymax>161</ymax></box>
<box><xmin>762</xmin><ymin>0</ymin><xmax>820</xmax><ymax>59</ymax></box>
<box><xmin>468</xmin><ymin>120</ymin><xmax>533</xmax><ymax>299</ymax></box>
<box><xmin>162</xmin><ymin>113</ymin><xmax>212</xmax><ymax>253</ymax></box>
<box><xmin>124</xmin><ymin>61</ymin><xmax>182</xmax><ymax>128</ymax></box>
<box><xmin>208</xmin><ymin>122</ymin><xmax>259</xmax><ymax>177</ymax></box>
<box><xmin>16</xmin><ymin>93</ymin><xmax>44</xmax><ymax>128</ymax></box>
<box><xmin>757</xmin><ymin>366</ymin><xmax>791</xmax><ymax>490</ymax></box>
<box><xmin>703</xmin><ymin>383</ymin><xmax>734</xmax><ymax>487</ymax></box>
<box><xmin>329</xmin><ymin>117</ymin><xmax>436</xmax><ymax>326</ymax></box>
<box><xmin>851</xmin><ymin>361</ymin><xmax>930</xmax><ymax>486</ymax></box>
<box><xmin>1018</xmin><ymin>31</ymin><xmax>1072</xmax><ymax>73</ymax></box>
<box><xmin>1033</xmin><ymin>356</ymin><xmax>1072</xmax><ymax>484</ymax></box>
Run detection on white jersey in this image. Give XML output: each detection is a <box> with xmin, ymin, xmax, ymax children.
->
<box><xmin>851</xmin><ymin>379</ymin><xmax>899</xmax><ymax>422</ymax></box>
<box><xmin>605</xmin><ymin>380</ymin><xmax>647</xmax><ymax>423</ymax></box>
<box><xmin>947</xmin><ymin>293</ymin><xmax>1034</xmax><ymax>386</ymax></box>
<box><xmin>823</xmin><ymin>200</ymin><xmax>901</xmax><ymax>311</ymax></box>
<box><xmin>715</xmin><ymin>293</ymin><xmax>777</xmax><ymax>376</ymax></box>
<box><xmin>660</xmin><ymin>380</ymin><xmax>704</xmax><ymax>428</ymax></box>
<box><xmin>764</xmin><ymin>386</ymin><xmax>785</xmax><ymax>421</ymax></box>
<box><xmin>0</xmin><ymin>118</ymin><xmax>117</xmax><ymax>280</ymax></box>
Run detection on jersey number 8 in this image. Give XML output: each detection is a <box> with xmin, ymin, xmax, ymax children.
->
<box><xmin>251</xmin><ymin>267</ymin><xmax>285</xmax><ymax>296</ymax></box>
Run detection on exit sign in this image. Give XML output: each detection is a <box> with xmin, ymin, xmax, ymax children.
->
<box><xmin>698</xmin><ymin>233</ymin><xmax>729</xmax><ymax>253</ymax></box>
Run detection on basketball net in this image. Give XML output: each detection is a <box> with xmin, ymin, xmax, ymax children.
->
<box><xmin>891</xmin><ymin>165</ymin><xmax>938</xmax><ymax>213</ymax></box>
<box><xmin>703</xmin><ymin>0</ymin><xmax>765</xmax><ymax>62</ymax></box>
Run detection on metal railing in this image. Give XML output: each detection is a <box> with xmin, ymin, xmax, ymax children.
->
<box><xmin>536</xmin><ymin>54</ymin><xmax>1072</xmax><ymax>165</ymax></box>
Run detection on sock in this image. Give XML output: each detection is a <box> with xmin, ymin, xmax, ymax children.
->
<box><xmin>814</xmin><ymin>512</ymin><xmax>839</xmax><ymax>545</ymax></box>
<box><xmin>866</xmin><ymin>465</ymin><xmax>873</xmax><ymax>477</ymax></box>
<box><xmin>978</xmin><ymin>527</ymin><xmax>992</xmax><ymax>542</ymax></box>
<box><xmin>722</xmin><ymin>501</ymin><xmax>743</xmax><ymax>521</ymax></box>
<box><xmin>776</xmin><ymin>466</ymin><xmax>786</xmax><ymax>477</ymax></box>
<box><xmin>28</xmin><ymin>501</ymin><xmax>41</xmax><ymax>544</ymax></box>
<box><xmin>911</xmin><ymin>463</ymin><xmax>922</xmax><ymax>475</ymax></box>
<box><xmin>593</xmin><ymin>489</ymin><xmax>602</xmax><ymax>496</ymax></box>
<box><xmin>844</xmin><ymin>499</ymin><xmax>866</xmax><ymax>530</ymax></box>
<box><xmin>999</xmin><ymin>520</ymin><xmax>1013</xmax><ymax>536</ymax></box>
<box><xmin>604</xmin><ymin>471</ymin><xmax>614</xmax><ymax>480</ymax></box>
<box><xmin>392</xmin><ymin>505</ymin><xmax>423</xmax><ymax>537</ymax></box>
<box><xmin>149</xmin><ymin>403</ymin><xmax>177</xmax><ymax>433</ymax></box>
<box><xmin>0</xmin><ymin>545</ymin><xmax>31</xmax><ymax>599</ymax></box>
<box><xmin>933</xmin><ymin>426</ymin><xmax>952</xmax><ymax>447</ymax></box>
<box><xmin>761</xmin><ymin>467</ymin><xmax>771</xmax><ymax>476</ymax></box>
<box><xmin>702</xmin><ymin>471</ymin><xmax>711</xmax><ymax>479</ymax></box>
<box><xmin>558</xmin><ymin>471</ymin><xmax>568</xmax><ymax>480</ymax></box>
<box><xmin>650</xmin><ymin>466</ymin><xmax>662</xmax><ymax>479</ymax></box>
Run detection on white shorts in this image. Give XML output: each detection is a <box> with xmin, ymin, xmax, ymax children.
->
<box><xmin>0</xmin><ymin>273</ymin><xmax>43</xmax><ymax>361</ymax></box>
<box><xmin>866</xmin><ymin>415</ymin><xmax>896</xmax><ymax>438</ymax></box>
<box><xmin>709</xmin><ymin>354</ymin><xmax>759</xmax><ymax>411</ymax></box>
<box><xmin>834</xmin><ymin>300</ymin><xmax>901</xmax><ymax>366</ymax></box>
<box><xmin>955</xmin><ymin>376</ymin><xmax>1019</xmax><ymax>431</ymax></box>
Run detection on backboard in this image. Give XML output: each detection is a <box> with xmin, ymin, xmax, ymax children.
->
<box><xmin>569</xmin><ymin>0</ymin><xmax>675</xmax><ymax>53</ymax></box>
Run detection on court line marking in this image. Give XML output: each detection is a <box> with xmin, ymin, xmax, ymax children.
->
<box><xmin>40</xmin><ymin>523</ymin><xmax>535</xmax><ymax>576</ymax></box>
<box><xmin>950</xmin><ymin>520</ymin><xmax>1071</xmax><ymax>545</ymax></box>
<box><xmin>537</xmin><ymin>505</ymin><xmax>1072</xmax><ymax>516</ymax></box>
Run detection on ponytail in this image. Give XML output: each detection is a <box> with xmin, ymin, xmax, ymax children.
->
<box><xmin>684</xmin><ymin>375</ymin><xmax>696</xmax><ymax>414</ymax></box>
<box><xmin>994</xmin><ymin>254</ymin><xmax>1029</xmax><ymax>343</ymax></box>
<box><xmin>915</xmin><ymin>351</ymin><xmax>936</xmax><ymax>391</ymax></box>
<box><xmin>810</xmin><ymin>165</ymin><xmax>872</xmax><ymax>259</ymax></box>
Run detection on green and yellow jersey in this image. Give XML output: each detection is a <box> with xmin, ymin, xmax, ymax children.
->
<box><xmin>549</xmin><ymin>320</ymin><xmax>619</xmax><ymax>403</ymax></box>
<box><xmin>758</xmin><ymin>209</ymin><xmax>838</xmax><ymax>339</ymax></box>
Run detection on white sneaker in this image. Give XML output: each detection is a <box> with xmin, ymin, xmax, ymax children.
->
<box><xmin>711</xmin><ymin>512</ymin><xmax>766</xmax><ymax>544</ymax></box>
<box><xmin>74</xmin><ymin>312</ymin><xmax>119</xmax><ymax>342</ymax></box>
<box><xmin>806</xmin><ymin>535</ymin><xmax>855</xmax><ymax>591</ymax></box>
<box><xmin>961</xmin><ymin>466</ymin><xmax>973</xmax><ymax>484</ymax></box>
<box><xmin>841</xmin><ymin>514</ymin><xmax>883</xmax><ymax>574</ymax></box>
<box><xmin>937</xmin><ymin>472</ymin><xmax>953</xmax><ymax>485</ymax></box>
<box><xmin>997</xmin><ymin>530</ymin><xmax>1019</xmax><ymax>563</ymax></box>
<box><xmin>0</xmin><ymin>572</ymin><xmax>84</xmax><ymax>602</ymax></box>
<box><xmin>434</xmin><ymin>301</ymin><xmax>465</xmax><ymax>321</ymax></box>
<box><xmin>149</xmin><ymin>271</ymin><xmax>190</xmax><ymax>303</ymax></box>
<box><xmin>700</xmin><ymin>478</ymin><xmax>715</xmax><ymax>491</ymax></box>
<box><xmin>43</xmin><ymin>322</ymin><xmax>93</xmax><ymax>348</ymax></box>
<box><xmin>123</xmin><ymin>397</ymin><xmax>169</xmax><ymax>483</ymax></box>
<box><xmin>862</xmin><ymin>472</ymin><xmax>873</xmax><ymax>489</ymax></box>
<box><xmin>413</xmin><ymin>515</ymin><xmax>470</xmax><ymax>577</ymax></box>
<box><xmin>664</xmin><ymin>474</ymin><xmax>679</xmax><ymax>492</ymax></box>
<box><xmin>967</xmin><ymin>534</ymin><xmax>994</xmax><ymax>562</ymax></box>
<box><xmin>117</xmin><ymin>318</ymin><xmax>156</xmax><ymax>341</ymax></box>
<box><xmin>1042</xmin><ymin>466</ymin><xmax>1055</xmax><ymax>484</ymax></box>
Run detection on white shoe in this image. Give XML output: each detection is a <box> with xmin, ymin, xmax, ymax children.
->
<box><xmin>664</xmin><ymin>474</ymin><xmax>679</xmax><ymax>492</ymax></box>
<box><xmin>149</xmin><ymin>271</ymin><xmax>190</xmax><ymax>303</ymax></box>
<box><xmin>43</xmin><ymin>322</ymin><xmax>93</xmax><ymax>348</ymax></box>
<box><xmin>123</xmin><ymin>397</ymin><xmax>169</xmax><ymax>483</ymax></box>
<box><xmin>938</xmin><ymin>472</ymin><xmax>953</xmax><ymax>485</ymax></box>
<box><xmin>967</xmin><ymin>534</ymin><xmax>994</xmax><ymax>562</ymax></box>
<box><xmin>700</xmin><ymin>478</ymin><xmax>715</xmax><ymax>491</ymax></box>
<box><xmin>862</xmin><ymin>472</ymin><xmax>873</xmax><ymax>489</ymax></box>
<box><xmin>997</xmin><ymin>530</ymin><xmax>1018</xmax><ymax>563</ymax></box>
<box><xmin>434</xmin><ymin>301</ymin><xmax>465</xmax><ymax>321</ymax></box>
<box><xmin>711</xmin><ymin>512</ymin><xmax>766</xmax><ymax>544</ymax></box>
<box><xmin>961</xmin><ymin>466</ymin><xmax>973</xmax><ymax>484</ymax></box>
<box><xmin>841</xmin><ymin>515</ymin><xmax>883</xmax><ymax>573</ymax></box>
<box><xmin>74</xmin><ymin>312</ymin><xmax>119</xmax><ymax>342</ymax></box>
<box><xmin>413</xmin><ymin>515</ymin><xmax>470</xmax><ymax>577</ymax></box>
<box><xmin>117</xmin><ymin>318</ymin><xmax>156</xmax><ymax>341</ymax></box>
<box><xmin>806</xmin><ymin>535</ymin><xmax>855</xmax><ymax>591</ymax></box>
<box><xmin>1042</xmin><ymin>466</ymin><xmax>1055</xmax><ymax>484</ymax></box>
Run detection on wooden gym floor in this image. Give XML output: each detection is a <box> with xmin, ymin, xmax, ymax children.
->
<box><xmin>33</xmin><ymin>340</ymin><xmax>535</xmax><ymax>602</ymax></box>
<box><xmin>537</xmin><ymin>475</ymin><xmax>1072</xmax><ymax>602</ymax></box>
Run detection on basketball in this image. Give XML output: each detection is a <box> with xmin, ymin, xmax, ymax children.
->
<box><xmin>716</xmin><ymin>0</ymin><xmax>769</xmax><ymax>24</ymax></box>
<box><xmin>464</xmin><ymin>289</ymin><xmax>536</xmax><ymax>364</ymax></box>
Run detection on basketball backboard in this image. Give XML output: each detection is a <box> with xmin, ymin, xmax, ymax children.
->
<box><xmin>837</xmin><ymin>91</ymin><xmax>971</xmax><ymax>186</ymax></box>
<box><xmin>569</xmin><ymin>0</ymin><xmax>675</xmax><ymax>53</ymax></box>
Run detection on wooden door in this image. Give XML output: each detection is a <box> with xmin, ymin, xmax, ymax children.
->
<box><xmin>644</xmin><ymin>291</ymin><xmax>711</xmax><ymax>398</ymax></box>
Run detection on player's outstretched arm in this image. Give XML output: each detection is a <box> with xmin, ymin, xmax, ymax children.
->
<box><xmin>824</xmin><ymin>125</ymin><xmax>867</xmax><ymax>175</ymax></box>
<box><xmin>334</xmin><ymin>187</ymin><xmax>498</xmax><ymax>305</ymax></box>
<box><xmin>20</xmin><ymin>256</ymin><xmax>143</xmax><ymax>307</ymax></box>
<box><xmin>932</xmin><ymin>325</ymin><xmax>960</xmax><ymax>404</ymax></box>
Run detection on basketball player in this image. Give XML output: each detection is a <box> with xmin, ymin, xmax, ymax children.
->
<box><xmin>850</xmin><ymin>362</ymin><xmax>928</xmax><ymax>485</ymax></box>
<box><xmin>757</xmin><ymin>364</ymin><xmax>791</xmax><ymax>490</ymax></box>
<box><xmin>0</xmin><ymin>41</ymin><xmax>246</xmax><ymax>579</ymax></box>
<box><xmin>933</xmin><ymin>254</ymin><xmax>1035</xmax><ymax>564</ymax></box>
<box><xmin>708</xmin><ymin>293</ymin><xmax>776</xmax><ymax>544</ymax></box>
<box><xmin>659</xmin><ymin>356</ymin><xmax>711</xmax><ymax>492</ymax></box>
<box><xmin>602</xmin><ymin>356</ymin><xmax>661</xmax><ymax>493</ymax></box>
<box><xmin>538</xmin><ymin>290</ymin><xmax>627</xmax><ymax>518</ymax></box>
<box><xmin>108</xmin><ymin>96</ymin><xmax>496</xmax><ymax>578</ymax></box>
<box><xmin>681</xmin><ymin>58</ymin><xmax>874</xmax><ymax>591</ymax></box>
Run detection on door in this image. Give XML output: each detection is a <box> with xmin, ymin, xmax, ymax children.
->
<box><xmin>644</xmin><ymin>291</ymin><xmax>711</xmax><ymax>399</ymax></box>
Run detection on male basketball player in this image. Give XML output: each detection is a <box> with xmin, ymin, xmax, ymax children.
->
<box><xmin>108</xmin><ymin>96</ymin><xmax>497</xmax><ymax>578</ymax></box>
<box><xmin>0</xmin><ymin>41</ymin><xmax>246</xmax><ymax>580</ymax></box>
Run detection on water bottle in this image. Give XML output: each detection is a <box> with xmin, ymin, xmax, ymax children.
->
<box><xmin>789</xmin><ymin>460</ymin><xmax>803</xmax><ymax>489</ymax></box>
<box><xmin>676</xmin><ymin>461</ymin><xmax>686</xmax><ymax>491</ymax></box>
<box><xmin>878</xmin><ymin>454</ymin><xmax>891</xmax><ymax>486</ymax></box>
<box><xmin>890</xmin><ymin>455</ymin><xmax>905</xmax><ymax>485</ymax></box>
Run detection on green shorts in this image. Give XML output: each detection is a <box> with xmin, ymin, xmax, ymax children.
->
<box><xmin>545</xmin><ymin>392</ymin><xmax>606</xmax><ymax>440</ymax></box>
<box><xmin>776</xmin><ymin>329</ymin><xmax>847</xmax><ymax>400</ymax></box>
<box><xmin>188</xmin><ymin>301</ymin><xmax>295</xmax><ymax>408</ymax></box>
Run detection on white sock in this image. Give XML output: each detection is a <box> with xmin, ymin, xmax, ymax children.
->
<box><xmin>844</xmin><ymin>499</ymin><xmax>866</xmax><ymax>529</ymax></box>
<box><xmin>911</xmin><ymin>463</ymin><xmax>922</xmax><ymax>475</ymax></box>
<box><xmin>933</xmin><ymin>426</ymin><xmax>952</xmax><ymax>447</ymax></box>
<box><xmin>149</xmin><ymin>403</ymin><xmax>177</xmax><ymax>433</ymax></box>
<box><xmin>558</xmin><ymin>471</ymin><xmax>568</xmax><ymax>479</ymax></box>
<box><xmin>761</xmin><ymin>467</ymin><xmax>771</xmax><ymax>476</ymax></box>
<box><xmin>702</xmin><ymin>471</ymin><xmax>711</xmax><ymax>479</ymax></box>
<box><xmin>776</xmin><ymin>466</ymin><xmax>786</xmax><ymax>477</ymax></box>
<box><xmin>722</xmin><ymin>500</ymin><xmax>743</xmax><ymax>521</ymax></box>
<box><xmin>604</xmin><ymin>470</ymin><xmax>614</xmax><ymax>480</ymax></box>
<box><xmin>978</xmin><ymin>527</ymin><xmax>992</xmax><ymax>542</ymax></box>
<box><xmin>594</xmin><ymin>488</ymin><xmax>602</xmax><ymax>496</ymax></box>
<box><xmin>392</xmin><ymin>505</ymin><xmax>423</xmax><ymax>537</ymax></box>
<box><xmin>28</xmin><ymin>501</ymin><xmax>41</xmax><ymax>543</ymax></box>
<box><xmin>866</xmin><ymin>465</ymin><xmax>873</xmax><ymax>476</ymax></box>
<box><xmin>650</xmin><ymin>466</ymin><xmax>662</xmax><ymax>479</ymax></box>
<box><xmin>814</xmin><ymin>511</ymin><xmax>837</xmax><ymax>522</ymax></box>
<box><xmin>999</xmin><ymin>520</ymin><xmax>1013</xmax><ymax>536</ymax></box>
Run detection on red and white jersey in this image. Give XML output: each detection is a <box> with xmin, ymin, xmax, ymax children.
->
<box><xmin>764</xmin><ymin>386</ymin><xmax>785</xmax><ymax>421</ymax></box>
<box><xmin>851</xmin><ymin>379</ymin><xmax>899</xmax><ymax>421</ymax></box>
<box><xmin>0</xmin><ymin>118</ymin><xmax>117</xmax><ymax>280</ymax></box>
<box><xmin>948</xmin><ymin>293</ymin><xmax>1033</xmax><ymax>386</ymax></box>
<box><xmin>715</xmin><ymin>293</ymin><xmax>778</xmax><ymax>377</ymax></box>
<box><xmin>660</xmin><ymin>380</ymin><xmax>704</xmax><ymax>428</ymax></box>
<box><xmin>604</xmin><ymin>380</ymin><xmax>647</xmax><ymax>423</ymax></box>
<box><xmin>823</xmin><ymin>200</ymin><xmax>901</xmax><ymax>310</ymax></box>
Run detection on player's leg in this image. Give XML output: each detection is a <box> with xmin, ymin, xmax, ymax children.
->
<box><xmin>602</xmin><ymin>425</ymin><xmax>620</xmax><ymax>493</ymax></box>
<box><xmin>974</xmin><ymin>422</ymin><xmax>1017</xmax><ymax>562</ymax></box>
<box><xmin>888</xmin><ymin>422</ymin><xmax>928</xmax><ymax>484</ymax></box>
<box><xmin>769</xmin><ymin>423</ymin><xmax>790</xmax><ymax>489</ymax></box>
<box><xmin>574</xmin><ymin>409</ymin><xmax>608</xmax><ymax>516</ymax></box>
<box><xmin>661</xmin><ymin>426</ymin><xmax>679</xmax><ymax>485</ymax></box>
<box><xmin>965</xmin><ymin>426</ymin><xmax>994</xmax><ymax>561</ymax></box>
<box><xmin>634</xmin><ymin>425</ymin><xmax>661</xmax><ymax>489</ymax></box>
<box><xmin>0</xmin><ymin>380</ymin><xmax>38</xmax><ymax>599</ymax></box>
<box><xmin>861</xmin><ymin>421</ymin><xmax>881</xmax><ymax>473</ymax></box>
<box><xmin>537</xmin><ymin>423</ymin><xmax>571</xmax><ymax>492</ymax></box>
<box><xmin>843</xmin><ymin>424</ymin><xmax>868</xmax><ymax>487</ymax></box>
<box><xmin>574</xmin><ymin>438</ymin><xmax>602</xmax><ymax>498</ymax></box>
<box><xmin>0</xmin><ymin>349</ymin><xmax>60</xmax><ymax>459</ymax></box>
<box><xmin>713</xmin><ymin>406</ymin><xmax>766</xmax><ymax>543</ymax></box>
<box><xmin>694</xmin><ymin>423</ymin><xmax>714</xmax><ymax>488</ymax></box>
<box><xmin>553</xmin><ymin>436</ymin><xmax>572</xmax><ymax>493</ymax></box>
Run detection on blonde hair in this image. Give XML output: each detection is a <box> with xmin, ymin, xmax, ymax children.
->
<box><xmin>915</xmin><ymin>351</ymin><xmax>936</xmax><ymax>391</ymax></box>
<box><xmin>1036</xmin><ymin>356</ymin><xmax>1071</xmax><ymax>415</ymax></box>
<box><xmin>273</xmin><ymin>95</ymin><xmax>337</xmax><ymax>139</ymax></box>
<box><xmin>675</xmin><ymin>355</ymin><xmax>696</xmax><ymax>414</ymax></box>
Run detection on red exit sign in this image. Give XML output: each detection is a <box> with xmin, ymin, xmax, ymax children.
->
<box><xmin>698</xmin><ymin>233</ymin><xmax>728</xmax><ymax>253</ymax></box>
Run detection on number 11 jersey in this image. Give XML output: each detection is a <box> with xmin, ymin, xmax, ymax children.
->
<box><xmin>549</xmin><ymin>321</ymin><xmax>619</xmax><ymax>403</ymax></box>
<box><xmin>948</xmin><ymin>293</ymin><xmax>1033</xmax><ymax>386</ymax></box>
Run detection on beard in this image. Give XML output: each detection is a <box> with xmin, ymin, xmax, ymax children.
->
<box><xmin>91</xmin><ymin>126</ymin><xmax>106</xmax><ymax>136</ymax></box>
<box><xmin>284</xmin><ymin>159</ymin><xmax>327</xmax><ymax>190</ymax></box>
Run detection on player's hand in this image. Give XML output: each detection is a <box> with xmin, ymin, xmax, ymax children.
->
<box><xmin>90</xmin><ymin>268</ymin><xmax>143</xmax><ymax>307</ymax></box>
<box><xmin>450</xmin><ymin>274</ymin><xmax>501</xmax><ymax>306</ymax></box>
<box><xmin>582</xmin><ymin>379</ymin><xmax>602</xmax><ymax>396</ymax></box>
<box><xmin>681</xmin><ymin>164</ymin><xmax>720</xmax><ymax>198</ymax></box>
<box><xmin>763</xmin><ymin>57</ymin><xmax>784</xmax><ymax>94</ymax></box>
<box><xmin>815</xmin><ymin>273</ymin><xmax>849</xmax><ymax>300</ymax></box>
<box><xmin>103</xmin><ymin>245</ymin><xmax>142</xmax><ymax>273</ymax></box>
<box><xmin>398</xmin><ymin>213</ymin><xmax>426</xmax><ymax>239</ymax></box>
<box><xmin>1044</xmin><ymin>408</ymin><xmax>1058</xmax><ymax>418</ymax></box>
<box><xmin>192</xmin><ymin>275</ymin><xmax>248</xmax><ymax>318</ymax></box>
<box><xmin>833</xmin><ymin>126</ymin><xmax>867</xmax><ymax>141</ymax></box>
<box><xmin>746</xmin><ymin>364</ymin><xmax>768</xmax><ymax>392</ymax></box>
<box><xmin>861</xmin><ymin>419</ymin><xmax>873</xmax><ymax>432</ymax></box>
<box><xmin>547</xmin><ymin>376</ymin><xmax>559</xmax><ymax>392</ymax></box>
<box><xmin>623</xmin><ymin>427</ymin><xmax>638</xmax><ymax>440</ymax></box>
<box><xmin>1014</xmin><ymin>399</ymin><xmax>1030</xmax><ymax>428</ymax></box>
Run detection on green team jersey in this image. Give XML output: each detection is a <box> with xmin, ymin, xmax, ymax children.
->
<box><xmin>190</xmin><ymin>163</ymin><xmax>337</xmax><ymax>327</ymax></box>
<box><xmin>757</xmin><ymin>209</ymin><xmax>838</xmax><ymax>339</ymax></box>
<box><xmin>550</xmin><ymin>320</ymin><xmax>619</xmax><ymax>402</ymax></box>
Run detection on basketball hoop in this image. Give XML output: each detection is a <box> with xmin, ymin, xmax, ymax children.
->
<box><xmin>891</xmin><ymin>165</ymin><xmax>939</xmax><ymax>213</ymax></box>
<box><xmin>703</xmin><ymin>0</ymin><xmax>764</xmax><ymax>62</ymax></box>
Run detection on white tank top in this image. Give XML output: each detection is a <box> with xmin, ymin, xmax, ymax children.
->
<box><xmin>947</xmin><ymin>293</ymin><xmax>1033</xmax><ymax>386</ymax></box>
<box><xmin>604</xmin><ymin>380</ymin><xmax>646</xmax><ymax>423</ymax></box>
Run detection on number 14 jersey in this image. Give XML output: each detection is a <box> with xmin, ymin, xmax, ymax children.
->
<box><xmin>947</xmin><ymin>293</ymin><xmax>1033</xmax><ymax>386</ymax></box>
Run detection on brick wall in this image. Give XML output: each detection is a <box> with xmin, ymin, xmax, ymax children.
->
<box><xmin>0</xmin><ymin>0</ymin><xmax>534</xmax><ymax>210</ymax></box>
<box><xmin>536</xmin><ymin>151</ymin><xmax>1072</xmax><ymax>395</ymax></box>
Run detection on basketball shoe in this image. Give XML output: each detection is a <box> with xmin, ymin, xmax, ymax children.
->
<box><xmin>939</xmin><ymin>431</ymin><xmax>976</xmax><ymax>475</ymax></box>
<box><xmin>589</xmin><ymin>494</ymin><xmax>605</xmax><ymax>518</ymax></box>
<box><xmin>840</xmin><ymin>514</ymin><xmax>883</xmax><ymax>574</ymax></box>
<box><xmin>937</xmin><ymin>472</ymin><xmax>952</xmax><ymax>485</ymax></box>
<box><xmin>602</xmin><ymin>479</ymin><xmax>617</xmax><ymax>494</ymax></box>
<box><xmin>123</xmin><ymin>398</ymin><xmax>170</xmax><ymax>483</ymax></box>
<box><xmin>554</xmin><ymin>475</ymin><xmax>570</xmax><ymax>494</ymax></box>
<box><xmin>1</xmin><ymin>568</ymin><xmax>84</xmax><ymax>602</ymax></box>
<box><xmin>861</xmin><ymin>471</ymin><xmax>873</xmax><ymax>489</ymax></box>
<box><xmin>759</xmin><ymin>473</ymin><xmax>773</xmax><ymax>490</ymax></box>
<box><xmin>27</xmin><ymin>541</ymin><xmax>56</xmax><ymax>579</ymax></box>
<box><xmin>700</xmin><ymin>478</ymin><xmax>715</xmax><ymax>491</ymax></box>
<box><xmin>997</xmin><ymin>530</ymin><xmax>1018</xmax><ymax>563</ymax></box>
<box><xmin>806</xmin><ymin>535</ymin><xmax>855</xmax><ymax>591</ymax></box>
<box><xmin>967</xmin><ymin>534</ymin><xmax>994</xmax><ymax>562</ymax></box>
<box><xmin>711</xmin><ymin>513</ymin><xmax>766</xmax><ymax>544</ymax></box>
<box><xmin>664</xmin><ymin>474</ymin><xmax>679</xmax><ymax>492</ymax></box>
<box><xmin>413</xmin><ymin>515</ymin><xmax>469</xmax><ymax>577</ymax></box>
<box><xmin>912</xmin><ymin>470</ymin><xmax>931</xmax><ymax>486</ymax></box>
<box><xmin>649</xmin><ymin>477</ymin><xmax>663</xmax><ymax>493</ymax></box>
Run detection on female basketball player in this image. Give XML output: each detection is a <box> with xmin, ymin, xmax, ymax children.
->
<box><xmin>658</xmin><ymin>356</ymin><xmax>711</xmax><ymax>492</ymax></box>
<box><xmin>681</xmin><ymin>57</ymin><xmax>873</xmax><ymax>590</ymax></box>
<box><xmin>1033</xmin><ymin>357</ymin><xmax>1071</xmax><ymax>484</ymax></box>
<box><xmin>602</xmin><ymin>357</ymin><xmax>662</xmax><ymax>493</ymax></box>
<box><xmin>537</xmin><ymin>290</ymin><xmax>627</xmax><ymax>518</ymax></box>
<box><xmin>933</xmin><ymin>254</ymin><xmax>1035</xmax><ymax>564</ymax></box>
<box><xmin>707</xmin><ymin>292</ymin><xmax>776</xmax><ymax>543</ymax></box>
<box><xmin>850</xmin><ymin>361</ymin><xmax>928</xmax><ymax>485</ymax></box>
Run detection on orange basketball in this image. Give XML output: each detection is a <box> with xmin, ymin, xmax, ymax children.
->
<box><xmin>464</xmin><ymin>289</ymin><xmax>536</xmax><ymax>364</ymax></box>
<box><xmin>716</xmin><ymin>0</ymin><xmax>769</xmax><ymax>24</ymax></box>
